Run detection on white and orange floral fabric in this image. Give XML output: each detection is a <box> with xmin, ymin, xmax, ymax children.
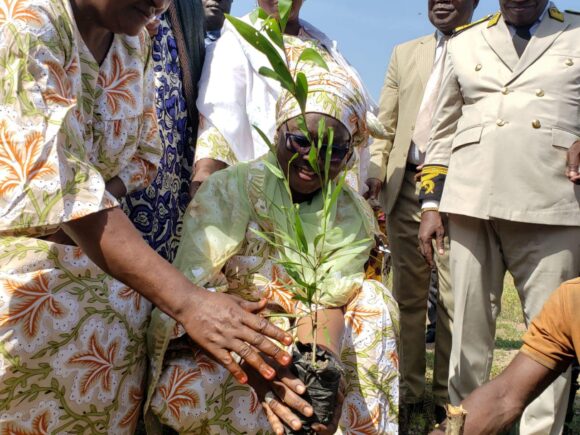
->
<box><xmin>145</xmin><ymin>157</ymin><xmax>399</xmax><ymax>434</ymax></box>
<box><xmin>0</xmin><ymin>0</ymin><xmax>160</xmax><ymax>432</ymax></box>
<box><xmin>0</xmin><ymin>0</ymin><xmax>159</xmax><ymax>237</ymax></box>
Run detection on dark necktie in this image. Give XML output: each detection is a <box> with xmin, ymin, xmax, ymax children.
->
<box><xmin>512</xmin><ymin>25</ymin><xmax>532</xmax><ymax>57</ymax></box>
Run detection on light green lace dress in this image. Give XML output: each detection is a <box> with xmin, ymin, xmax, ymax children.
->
<box><xmin>145</xmin><ymin>155</ymin><xmax>399</xmax><ymax>434</ymax></box>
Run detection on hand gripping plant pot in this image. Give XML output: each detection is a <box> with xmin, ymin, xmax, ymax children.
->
<box><xmin>287</xmin><ymin>342</ymin><xmax>344</xmax><ymax>434</ymax></box>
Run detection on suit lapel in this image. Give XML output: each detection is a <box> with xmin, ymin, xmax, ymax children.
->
<box><xmin>415</xmin><ymin>35</ymin><xmax>436</xmax><ymax>89</ymax></box>
<box><xmin>482</xmin><ymin>16</ymin><xmax>519</xmax><ymax>72</ymax></box>
<box><xmin>509</xmin><ymin>14</ymin><xmax>569</xmax><ymax>83</ymax></box>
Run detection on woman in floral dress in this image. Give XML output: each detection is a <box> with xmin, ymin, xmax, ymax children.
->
<box><xmin>146</xmin><ymin>61</ymin><xmax>399</xmax><ymax>434</ymax></box>
<box><xmin>0</xmin><ymin>0</ymin><xmax>294</xmax><ymax>432</ymax></box>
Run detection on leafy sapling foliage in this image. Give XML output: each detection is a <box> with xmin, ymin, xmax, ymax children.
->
<box><xmin>225</xmin><ymin>1</ymin><xmax>369</xmax><ymax>366</ymax></box>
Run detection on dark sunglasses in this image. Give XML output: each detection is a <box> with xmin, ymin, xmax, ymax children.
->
<box><xmin>284</xmin><ymin>132</ymin><xmax>351</xmax><ymax>162</ymax></box>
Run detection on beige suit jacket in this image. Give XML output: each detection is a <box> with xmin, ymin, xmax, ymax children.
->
<box><xmin>426</xmin><ymin>11</ymin><xmax>580</xmax><ymax>226</ymax></box>
<box><xmin>368</xmin><ymin>34</ymin><xmax>436</xmax><ymax>214</ymax></box>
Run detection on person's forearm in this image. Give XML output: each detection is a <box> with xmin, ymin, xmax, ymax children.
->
<box><xmin>459</xmin><ymin>354</ymin><xmax>559</xmax><ymax>435</ymax></box>
<box><xmin>63</xmin><ymin>206</ymin><xmax>293</xmax><ymax>384</ymax></box>
<box><xmin>105</xmin><ymin>176</ymin><xmax>128</xmax><ymax>199</ymax></box>
<box><xmin>190</xmin><ymin>158</ymin><xmax>229</xmax><ymax>197</ymax></box>
<box><xmin>193</xmin><ymin>158</ymin><xmax>228</xmax><ymax>182</ymax></box>
<box><xmin>460</xmin><ymin>377</ymin><xmax>524</xmax><ymax>434</ymax></box>
<box><xmin>62</xmin><ymin>206</ymin><xmax>198</xmax><ymax>320</ymax></box>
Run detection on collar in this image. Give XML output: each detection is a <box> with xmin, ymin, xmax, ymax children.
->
<box><xmin>537</xmin><ymin>1</ymin><xmax>552</xmax><ymax>23</ymax></box>
<box><xmin>205</xmin><ymin>29</ymin><xmax>221</xmax><ymax>41</ymax></box>
<box><xmin>435</xmin><ymin>30</ymin><xmax>451</xmax><ymax>46</ymax></box>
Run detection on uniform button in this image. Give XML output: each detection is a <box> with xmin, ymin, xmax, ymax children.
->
<box><xmin>565</xmin><ymin>58</ymin><xmax>574</xmax><ymax>66</ymax></box>
<box><xmin>475</xmin><ymin>64</ymin><xmax>482</xmax><ymax>71</ymax></box>
<box><xmin>532</xmin><ymin>119</ymin><xmax>541</xmax><ymax>129</ymax></box>
<box><xmin>496</xmin><ymin>119</ymin><xmax>506</xmax><ymax>127</ymax></box>
<box><xmin>535</xmin><ymin>89</ymin><xmax>545</xmax><ymax>97</ymax></box>
<box><xmin>501</xmin><ymin>87</ymin><xmax>509</xmax><ymax>95</ymax></box>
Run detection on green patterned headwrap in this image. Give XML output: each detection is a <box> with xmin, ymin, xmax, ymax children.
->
<box><xmin>276</xmin><ymin>56</ymin><xmax>387</xmax><ymax>148</ymax></box>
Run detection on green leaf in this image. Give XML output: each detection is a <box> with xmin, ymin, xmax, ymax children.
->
<box><xmin>328</xmin><ymin>170</ymin><xmax>346</xmax><ymax>212</ymax></box>
<box><xmin>225</xmin><ymin>14</ymin><xmax>295</xmax><ymax>94</ymax></box>
<box><xmin>317</xmin><ymin>117</ymin><xmax>325</xmax><ymax>145</ymax></box>
<box><xmin>295</xmin><ymin>71</ymin><xmax>308</xmax><ymax>113</ymax></box>
<box><xmin>297</xmin><ymin>47</ymin><xmax>329</xmax><ymax>71</ymax></box>
<box><xmin>293</xmin><ymin>208</ymin><xmax>308</xmax><ymax>253</ymax></box>
<box><xmin>292</xmin><ymin>294</ymin><xmax>311</xmax><ymax>305</ymax></box>
<box><xmin>314</xmin><ymin>118</ymin><xmax>330</xmax><ymax>181</ymax></box>
<box><xmin>262</xmin><ymin>159</ymin><xmax>285</xmax><ymax>180</ymax></box>
<box><xmin>249</xmin><ymin>7</ymin><xmax>259</xmax><ymax>23</ymax></box>
<box><xmin>296</xmin><ymin>115</ymin><xmax>309</xmax><ymax>138</ymax></box>
<box><xmin>258</xmin><ymin>66</ymin><xmax>281</xmax><ymax>83</ymax></box>
<box><xmin>324</xmin><ymin>127</ymin><xmax>334</xmax><ymax>181</ymax></box>
<box><xmin>277</xmin><ymin>260</ymin><xmax>304</xmax><ymax>271</ymax></box>
<box><xmin>278</xmin><ymin>0</ymin><xmax>293</xmax><ymax>31</ymax></box>
<box><xmin>262</xmin><ymin>17</ymin><xmax>284</xmax><ymax>49</ymax></box>
<box><xmin>314</xmin><ymin>233</ymin><xmax>324</xmax><ymax>248</ymax></box>
<box><xmin>249</xmin><ymin>7</ymin><xmax>267</xmax><ymax>24</ymax></box>
<box><xmin>307</xmin><ymin>144</ymin><xmax>319</xmax><ymax>175</ymax></box>
<box><xmin>272</xmin><ymin>231</ymin><xmax>301</xmax><ymax>252</ymax></box>
<box><xmin>249</xmin><ymin>228</ymin><xmax>275</xmax><ymax>245</ymax></box>
<box><xmin>252</xmin><ymin>124</ymin><xmax>276</xmax><ymax>154</ymax></box>
<box><xmin>285</xmin><ymin>269</ymin><xmax>311</xmax><ymax>289</ymax></box>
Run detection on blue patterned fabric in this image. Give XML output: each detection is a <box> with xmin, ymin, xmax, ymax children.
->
<box><xmin>121</xmin><ymin>15</ymin><xmax>193</xmax><ymax>262</ymax></box>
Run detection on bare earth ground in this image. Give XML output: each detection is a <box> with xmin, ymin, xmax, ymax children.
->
<box><xmin>400</xmin><ymin>274</ymin><xmax>580</xmax><ymax>434</ymax></box>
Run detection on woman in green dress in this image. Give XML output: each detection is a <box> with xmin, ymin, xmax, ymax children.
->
<box><xmin>147</xmin><ymin>61</ymin><xmax>399</xmax><ymax>434</ymax></box>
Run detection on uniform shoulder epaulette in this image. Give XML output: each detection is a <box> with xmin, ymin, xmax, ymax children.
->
<box><xmin>565</xmin><ymin>9</ymin><xmax>580</xmax><ymax>15</ymax></box>
<box><xmin>453</xmin><ymin>14</ymin><xmax>494</xmax><ymax>35</ymax></box>
<box><xmin>487</xmin><ymin>12</ymin><xmax>501</xmax><ymax>28</ymax></box>
<box><xmin>549</xmin><ymin>7</ymin><xmax>564</xmax><ymax>22</ymax></box>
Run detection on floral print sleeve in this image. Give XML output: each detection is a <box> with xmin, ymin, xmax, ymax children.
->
<box><xmin>193</xmin><ymin>115</ymin><xmax>238</xmax><ymax>168</ymax></box>
<box><xmin>0</xmin><ymin>0</ymin><xmax>116</xmax><ymax>236</ymax></box>
<box><xmin>0</xmin><ymin>1</ymin><xmax>161</xmax><ymax>432</ymax></box>
<box><xmin>117</xmin><ymin>41</ymin><xmax>161</xmax><ymax>194</ymax></box>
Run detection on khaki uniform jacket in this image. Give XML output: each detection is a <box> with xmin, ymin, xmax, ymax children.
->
<box><xmin>425</xmin><ymin>10</ymin><xmax>580</xmax><ymax>226</ymax></box>
<box><xmin>368</xmin><ymin>34</ymin><xmax>436</xmax><ymax>214</ymax></box>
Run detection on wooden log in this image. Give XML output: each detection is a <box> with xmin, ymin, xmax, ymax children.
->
<box><xmin>445</xmin><ymin>404</ymin><xmax>468</xmax><ymax>435</ymax></box>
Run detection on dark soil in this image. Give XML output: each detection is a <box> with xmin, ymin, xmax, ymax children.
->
<box><xmin>287</xmin><ymin>342</ymin><xmax>343</xmax><ymax>434</ymax></box>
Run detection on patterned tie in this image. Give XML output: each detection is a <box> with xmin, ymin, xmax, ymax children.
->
<box><xmin>512</xmin><ymin>25</ymin><xmax>532</xmax><ymax>57</ymax></box>
<box><xmin>413</xmin><ymin>37</ymin><xmax>448</xmax><ymax>153</ymax></box>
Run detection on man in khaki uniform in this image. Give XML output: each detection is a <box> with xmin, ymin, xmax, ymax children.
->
<box><xmin>419</xmin><ymin>1</ymin><xmax>580</xmax><ymax>433</ymax></box>
<box><xmin>366</xmin><ymin>0</ymin><xmax>479</xmax><ymax>424</ymax></box>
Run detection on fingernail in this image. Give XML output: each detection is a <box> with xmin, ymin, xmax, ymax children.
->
<box><xmin>239</xmin><ymin>375</ymin><xmax>248</xmax><ymax>384</ymax></box>
<box><xmin>292</xmin><ymin>420</ymin><xmax>301</xmax><ymax>430</ymax></box>
<box><xmin>297</xmin><ymin>384</ymin><xmax>306</xmax><ymax>394</ymax></box>
<box><xmin>265</xmin><ymin>368</ymin><xmax>275</xmax><ymax>379</ymax></box>
<box><xmin>305</xmin><ymin>406</ymin><xmax>313</xmax><ymax>416</ymax></box>
<box><xmin>282</xmin><ymin>354</ymin><xmax>291</xmax><ymax>364</ymax></box>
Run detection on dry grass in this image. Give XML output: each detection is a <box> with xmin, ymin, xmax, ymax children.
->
<box><xmin>403</xmin><ymin>274</ymin><xmax>580</xmax><ymax>434</ymax></box>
